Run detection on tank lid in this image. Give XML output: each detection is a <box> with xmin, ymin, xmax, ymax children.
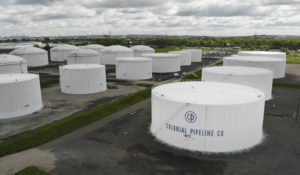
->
<box><xmin>61</xmin><ymin>64</ymin><xmax>105</xmax><ymax>70</ymax></box>
<box><xmin>81</xmin><ymin>44</ymin><xmax>105</xmax><ymax>50</ymax></box>
<box><xmin>10</xmin><ymin>46</ymin><xmax>47</xmax><ymax>55</ymax></box>
<box><xmin>224</xmin><ymin>56</ymin><xmax>284</xmax><ymax>62</ymax></box>
<box><xmin>0</xmin><ymin>54</ymin><xmax>27</xmax><ymax>65</ymax></box>
<box><xmin>101</xmin><ymin>45</ymin><xmax>133</xmax><ymax>53</ymax></box>
<box><xmin>203</xmin><ymin>66</ymin><xmax>273</xmax><ymax>75</ymax></box>
<box><xmin>130</xmin><ymin>45</ymin><xmax>154</xmax><ymax>52</ymax></box>
<box><xmin>152</xmin><ymin>82</ymin><xmax>265</xmax><ymax>105</ymax></box>
<box><xmin>0</xmin><ymin>74</ymin><xmax>38</xmax><ymax>84</ymax></box>
<box><xmin>117</xmin><ymin>57</ymin><xmax>152</xmax><ymax>62</ymax></box>
<box><xmin>68</xmin><ymin>49</ymin><xmax>99</xmax><ymax>57</ymax></box>
<box><xmin>51</xmin><ymin>44</ymin><xmax>79</xmax><ymax>51</ymax></box>
<box><xmin>142</xmin><ymin>53</ymin><xmax>180</xmax><ymax>58</ymax></box>
<box><xmin>238</xmin><ymin>51</ymin><xmax>286</xmax><ymax>56</ymax></box>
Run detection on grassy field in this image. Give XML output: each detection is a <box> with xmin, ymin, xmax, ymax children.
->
<box><xmin>287</xmin><ymin>51</ymin><xmax>300</xmax><ymax>64</ymax></box>
<box><xmin>15</xmin><ymin>167</ymin><xmax>51</xmax><ymax>175</ymax></box>
<box><xmin>0</xmin><ymin>87</ymin><xmax>152</xmax><ymax>157</ymax></box>
<box><xmin>154</xmin><ymin>47</ymin><xmax>182</xmax><ymax>53</ymax></box>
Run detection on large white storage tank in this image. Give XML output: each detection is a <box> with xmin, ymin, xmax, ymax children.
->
<box><xmin>0</xmin><ymin>54</ymin><xmax>28</xmax><ymax>74</ymax></box>
<box><xmin>202</xmin><ymin>66</ymin><xmax>273</xmax><ymax>100</ymax></box>
<box><xmin>67</xmin><ymin>49</ymin><xmax>101</xmax><ymax>65</ymax></box>
<box><xmin>116</xmin><ymin>57</ymin><xmax>152</xmax><ymax>80</ymax></box>
<box><xmin>238</xmin><ymin>51</ymin><xmax>286</xmax><ymax>60</ymax></box>
<box><xmin>151</xmin><ymin>82</ymin><xmax>265</xmax><ymax>153</ymax></box>
<box><xmin>10</xmin><ymin>47</ymin><xmax>48</xmax><ymax>67</ymax></box>
<box><xmin>50</xmin><ymin>44</ymin><xmax>79</xmax><ymax>62</ymax></box>
<box><xmin>223</xmin><ymin>56</ymin><xmax>285</xmax><ymax>79</ymax></box>
<box><xmin>80</xmin><ymin>44</ymin><xmax>105</xmax><ymax>53</ymax></box>
<box><xmin>169</xmin><ymin>51</ymin><xmax>192</xmax><ymax>66</ymax></box>
<box><xmin>0</xmin><ymin>74</ymin><xmax>43</xmax><ymax>119</ymax></box>
<box><xmin>60</xmin><ymin>64</ymin><xmax>107</xmax><ymax>94</ymax></box>
<box><xmin>101</xmin><ymin>45</ymin><xmax>133</xmax><ymax>65</ymax></box>
<box><xmin>130</xmin><ymin>45</ymin><xmax>155</xmax><ymax>57</ymax></box>
<box><xmin>184</xmin><ymin>49</ymin><xmax>202</xmax><ymax>62</ymax></box>
<box><xmin>142</xmin><ymin>53</ymin><xmax>181</xmax><ymax>73</ymax></box>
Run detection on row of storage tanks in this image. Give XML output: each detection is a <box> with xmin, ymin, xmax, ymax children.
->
<box><xmin>151</xmin><ymin>50</ymin><xmax>287</xmax><ymax>153</ymax></box>
<box><xmin>0</xmin><ymin>44</ymin><xmax>202</xmax><ymax>120</ymax></box>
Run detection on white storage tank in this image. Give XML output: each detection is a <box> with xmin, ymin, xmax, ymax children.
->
<box><xmin>130</xmin><ymin>45</ymin><xmax>155</xmax><ymax>57</ymax></box>
<box><xmin>10</xmin><ymin>47</ymin><xmax>48</xmax><ymax>67</ymax></box>
<box><xmin>202</xmin><ymin>66</ymin><xmax>273</xmax><ymax>100</ymax></box>
<box><xmin>169</xmin><ymin>51</ymin><xmax>192</xmax><ymax>66</ymax></box>
<box><xmin>60</xmin><ymin>64</ymin><xmax>107</xmax><ymax>94</ymax></box>
<box><xmin>101</xmin><ymin>45</ymin><xmax>133</xmax><ymax>65</ymax></box>
<box><xmin>116</xmin><ymin>57</ymin><xmax>152</xmax><ymax>80</ymax></box>
<box><xmin>238</xmin><ymin>51</ymin><xmax>286</xmax><ymax>60</ymax></box>
<box><xmin>151</xmin><ymin>81</ymin><xmax>265</xmax><ymax>153</ymax></box>
<box><xmin>223</xmin><ymin>56</ymin><xmax>286</xmax><ymax>79</ymax></box>
<box><xmin>0</xmin><ymin>74</ymin><xmax>43</xmax><ymax>119</ymax></box>
<box><xmin>142</xmin><ymin>53</ymin><xmax>181</xmax><ymax>73</ymax></box>
<box><xmin>50</xmin><ymin>44</ymin><xmax>79</xmax><ymax>62</ymax></box>
<box><xmin>80</xmin><ymin>44</ymin><xmax>105</xmax><ymax>53</ymax></box>
<box><xmin>0</xmin><ymin>54</ymin><xmax>28</xmax><ymax>74</ymax></box>
<box><xmin>67</xmin><ymin>49</ymin><xmax>101</xmax><ymax>65</ymax></box>
<box><xmin>184</xmin><ymin>49</ymin><xmax>202</xmax><ymax>62</ymax></box>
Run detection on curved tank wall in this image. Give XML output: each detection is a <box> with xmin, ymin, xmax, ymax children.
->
<box><xmin>130</xmin><ymin>45</ymin><xmax>155</xmax><ymax>57</ymax></box>
<box><xmin>184</xmin><ymin>49</ymin><xmax>202</xmax><ymax>62</ymax></box>
<box><xmin>10</xmin><ymin>47</ymin><xmax>48</xmax><ymax>67</ymax></box>
<box><xmin>67</xmin><ymin>49</ymin><xmax>101</xmax><ymax>65</ymax></box>
<box><xmin>238</xmin><ymin>51</ymin><xmax>286</xmax><ymax>60</ymax></box>
<box><xmin>116</xmin><ymin>57</ymin><xmax>152</xmax><ymax>80</ymax></box>
<box><xmin>101</xmin><ymin>45</ymin><xmax>134</xmax><ymax>65</ymax></box>
<box><xmin>151</xmin><ymin>81</ymin><xmax>265</xmax><ymax>153</ymax></box>
<box><xmin>50</xmin><ymin>44</ymin><xmax>79</xmax><ymax>62</ymax></box>
<box><xmin>0</xmin><ymin>54</ymin><xmax>28</xmax><ymax>74</ymax></box>
<box><xmin>142</xmin><ymin>53</ymin><xmax>181</xmax><ymax>73</ymax></box>
<box><xmin>169</xmin><ymin>51</ymin><xmax>192</xmax><ymax>66</ymax></box>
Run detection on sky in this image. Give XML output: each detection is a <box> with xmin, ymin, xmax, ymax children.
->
<box><xmin>0</xmin><ymin>0</ymin><xmax>300</xmax><ymax>37</ymax></box>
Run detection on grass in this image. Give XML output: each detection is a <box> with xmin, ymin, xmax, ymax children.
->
<box><xmin>106</xmin><ymin>67</ymin><xmax>116</xmax><ymax>74</ymax></box>
<box><xmin>182</xmin><ymin>69</ymin><xmax>202</xmax><ymax>81</ymax></box>
<box><xmin>15</xmin><ymin>167</ymin><xmax>51</xmax><ymax>175</ymax></box>
<box><xmin>155</xmin><ymin>47</ymin><xmax>182</xmax><ymax>53</ymax></box>
<box><xmin>0</xmin><ymin>87</ymin><xmax>152</xmax><ymax>157</ymax></box>
<box><xmin>287</xmin><ymin>51</ymin><xmax>300</xmax><ymax>64</ymax></box>
<box><xmin>273</xmin><ymin>82</ymin><xmax>300</xmax><ymax>89</ymax></box>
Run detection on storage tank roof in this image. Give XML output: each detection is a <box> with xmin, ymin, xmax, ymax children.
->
<box><xmin>51</xmin><ymin>44</ymin><xmax>79</xmax><ymax>51</ymax></box>
<box><xmin>0</xmin><ymin>54</ymin><xmax>27</xmax><ymax>65</ymax></box>
<box><xmin>61</xmin><ymin>64</ymin><xmax>104</xmax><ymax>70</ymax></box>
<box><xmin>10</xmin><ymin>47</ymin><xmax>47</xmax><ymax>55</ymax></box>
<box><xmin>101</xmin><ymin>45</ymin><xmax>132</xmax><ymax>53</ymax></box>
<box><xmin>130</xmin><ymin>45</ymin><xmax>154</xmax><ymax>52</ymax></box>
<box><xmin>152</xmin><ymin>82</ymin><xmax>264</xmax><ymax>105</ymax></box>
<box><xmin>203</xmin><ymin>66</ymin><xmax>273</xmax><ymax>75</ymax></box>
<box><xmin>142</xmin><ymin>53</ymin><xmax>179</xmax><ymax>58</ymax></box>
<box><xmin>224</xmin><ymin>56</ymin><xmax>284</xmax><ymax>62</ymax></box>
<box><xmin>238</xmin><ymin>51</ymin><xmax>286</xmax><ymax>56</ymax></box>
<box><xmin>0</xmin><ymin>74</ymin><xmax>38</xmax><ymax>84</ymax></box>
<box><xmin>117</xmin><ymin>57</ymin><xmax>152</xmax><ymax>62</ymax></box>
<box><xmin>81</xmin><ymin>44</ymin><xmax>105</xmax><ymax>50</ymax></box>
<box><xmin>68</xmin><ymin>49</ymin><xmax>99</xmax><ymax>57</ymax></box>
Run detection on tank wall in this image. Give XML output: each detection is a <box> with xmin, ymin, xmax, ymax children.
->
<box><xmin>152</xmin><ymin>57</ymin><xmax>181</xmax><ymax>73</ymax></box>
<box><xmin>202</xmin><ymin>71</ymin><xmax>273</xmax><ymax>100</ymax></box>
<box><xmin>51</xmin><ymin>50</ymin><xmax>72</xmax><ymax>62</ymax></box>
<box><xmin>0</xmin><ymin>63</ymin><xmax>28</xmax><ymax>74</ymax></box>
<box><xmin>0</xmin><ymin>76</ymin><xmax>43</xmax><ymax>119</ymax></box>
<box><xmin>18</xmin><ymin>53</ymin><xmax>48</xmax><ymax>67</ymax></box>
<box><xmin>224</xmin><ymin>59</ymin><xmax>285</xmax><ymax>79</ymax></box>
<box><xmin>60</xmin><ymin>66</ymin><xmax>107</xmax><ymax>94</ymax></box>
<box><xmin>116</xmin><ymin>61</ymin><xmax>152</xmax><ymax>80</ymax></box>
<box><xmin>238</xmin><ymin>53</ymin><xmax>286</xmax><ymax>60</ymax></box>
<box><xmin>67</xmin><ymin>55</ymin><xmax>101</xmax><ymax>65</ymax></box>
<box><xmin>151</xmin><ymin>93</ymin><xmax>265</xmax><ymax>153</ymax></box>
<box><xmin>134</xmin><ymin>50</ymin><xmax>155</xmax><ymax>57</ymax></box>
<box><xmin>101</xmin><ymin>52</ymin><xmax>134</xmax><ymax>65</ymax></box>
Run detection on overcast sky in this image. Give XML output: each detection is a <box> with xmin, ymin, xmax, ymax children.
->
<box><xmin>1</xmin><ymin>0</ymin><xmax>300</xmax><ymax>37</ymax></box>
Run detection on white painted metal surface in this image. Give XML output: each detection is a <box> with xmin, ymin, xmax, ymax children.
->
<box><xmin>50</xmin><ymin>44</ymin><xmax>79</xmax><ymax>62</ymax></box>
<box><xmin>67</xmin><ymin>49</ymin><xmax>101</xmax><ymax>65</ymax></box>
<box><xmin>116</xmin><ymin>57</ymin><xmax>152</xmax><ymax>80</ymax></box>
<box><xmin>60</xmin><ymin>64</ymin><xmax>107</xmax><ymax>94</ymax></box>
<box><xmin>238</xmin><ymin>51</ymin><xmax>286</xmax><ymax>60</ymax></box>
<box><xmin>0</xmin><ymin>54</ymin><xmax>28</xmax><ymax>74</ymax></box>
<box><xmin>142</xmin><ymin>53</ymin><xmax>181</xmax><ymax>73</ymax></box>
<box><xmin>202</xmin><ymin>66</ymin><xmax>273</xmax><ymax>100</ymax></box>
<box><xmin>184</xmin><ymin>49</ymin><xmax>202</xmax><ymax>62</ymax></box>
<box><xmin>223</xmin><ymin>56</ymin><xmax>286</xmax><ymax>79</ymax></box>
<box><xmin>0</xmin><ymin>74</ymin><xmax>43</xmax><ymax>119</ymax></box>
<box><xmin>100</xmin><ymin>45</ymin><xmax>133</xmax><ymax>65</ymax></box>
<box><xmin>80</xmin><ymin>44</ymin><xmax>105</xmax><ymax>53</ymax></box>
<box><xmin>130</xmin><ymin>45</ymin><xmax>155</xmax><ymax>57</ymax></box>
<box><xmin>10</xmin><ymin>47</ymin><xmax>48</xmax><ymax>67</ymax></box>
<box><xmin>151</xmin><ymin>82</ymin><xmax>265</xmax><ymax>153</ymax></box>
<box><xmin>169</xmin><ymin>51</ymin><xmax>192</xmax><ymax>66</ymax></box>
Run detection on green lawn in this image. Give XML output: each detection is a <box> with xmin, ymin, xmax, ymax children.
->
<box><xmin>0</xmin><ymin>87</ymin><xmax>152</xmax><ymax>157</ymax></box>
<box><xmin>154</xmin><ymin>47</ymin><xmax>182</xmax><ymax>53</ymax></box>
<box><xmin>15</xmin><ymin>167</ymin><xmax>51</xmax><ymax>175</ymax></box>
<box><xmin>287</xmin><ymin>51</ymin><xmax>300</xmax><ymax>64</ymax></box>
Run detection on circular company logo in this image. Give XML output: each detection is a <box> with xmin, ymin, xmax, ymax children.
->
<box><xmin>185</xmin><ymin>111</ymin><xmax>197</xmax><ymax>123</ymax></box>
